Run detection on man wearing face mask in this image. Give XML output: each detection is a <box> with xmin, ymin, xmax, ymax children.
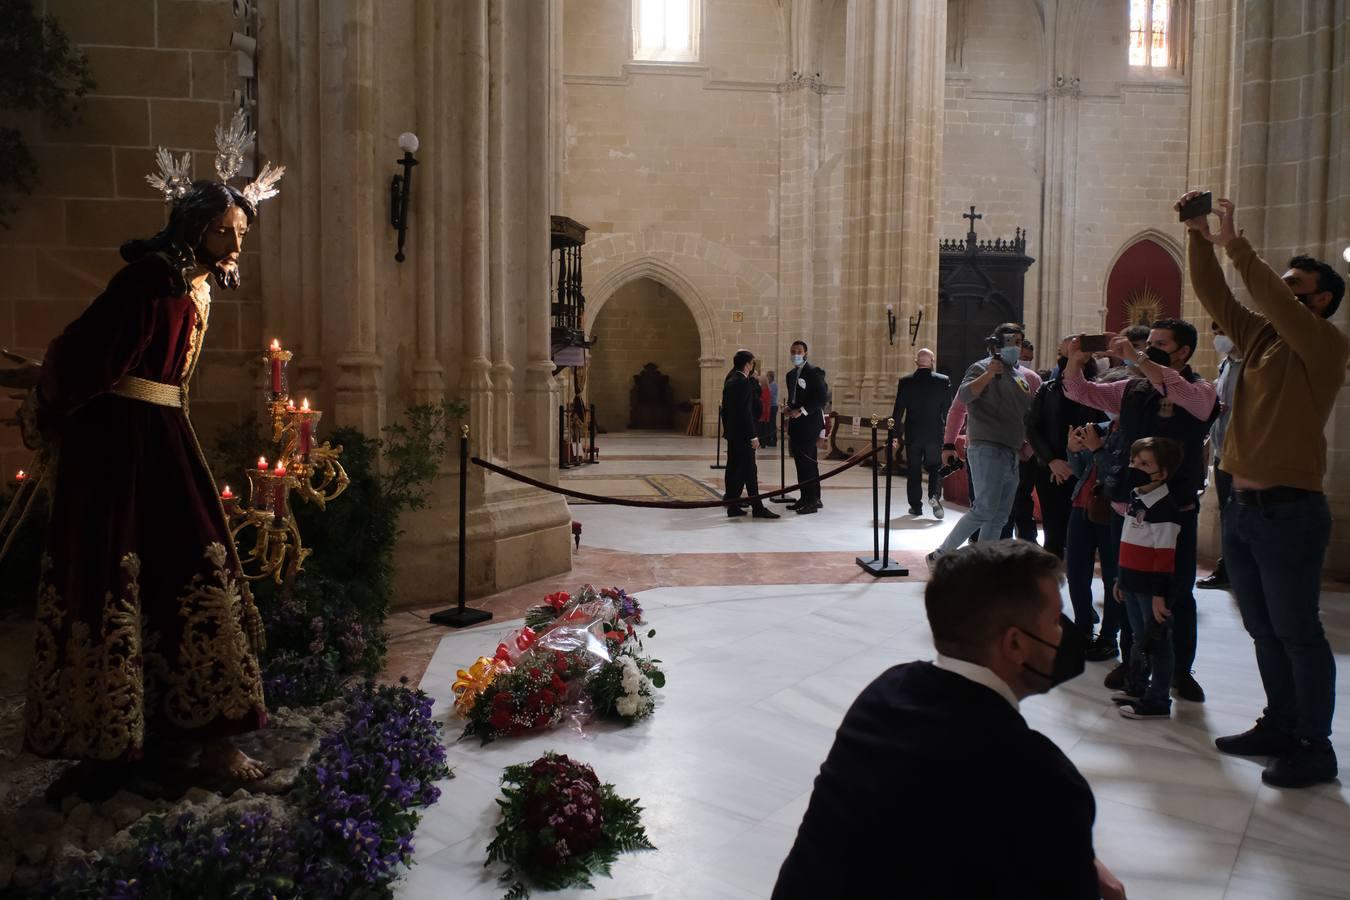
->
<box><xmin>1180</xmin><ymin>193</ymin><xmax>1349</xmax><ymax>789</ymax></box>
<box><xmin>783</xmin><ymin>340</ymin><xmax>829</xmax><ymax>514</ymax></box>
<box><xmin>1196</xmin><ymin>322</ymin><xmax>1242</xmax><ymax>590</ymax></box>
<box><xmin>890</xmin><ymin>348</ymin><xmax>951</xmax><ymax>518</ymax></box>
<box><xmin>1062</xmin><ymin>320</ymin><xmax>1217</xmax><ymax>704</ymax></box>
<box><xmin>926</xmin><ymin>324</ymin><xmax>1042</xmax><ymax>569</ymax></box>
<box><xmin>773</xmin><ymin>540</ymin><xmax>1125</xmax><ymax>900</ymax></box>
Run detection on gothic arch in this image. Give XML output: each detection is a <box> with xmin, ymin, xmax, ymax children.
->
<box><xmin>1102</xmin><ymin>232</ymin><xmax>1184</xmax><ymax>333</ymax></box>
<box><xmin>587</xmin><ymin>256</ymin><xmax>722</xmax><ymax>357</ymax></box>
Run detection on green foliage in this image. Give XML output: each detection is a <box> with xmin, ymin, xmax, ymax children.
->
<box><xmin>0</xmin><ymin>0</ymin><xmax>95</xmax><ymax>226</ymax></box>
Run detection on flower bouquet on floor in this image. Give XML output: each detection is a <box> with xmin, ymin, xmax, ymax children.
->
<box><xmin>453</xmin><ymin>585</ymin><xmax>666</xmax><ymax>741</ymax></box>
<box><xmin>486</xmin><ymin>752</ymin><xmax>654</xmax><ymax>900</ymax></box>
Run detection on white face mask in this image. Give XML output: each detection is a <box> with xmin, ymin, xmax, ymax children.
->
<box><xmin>791</xmin><ymin>354</ymin><xmax>805</xmax><ymax>367</ymax></box>
<box><xmin>1213</xmin><ymin>335</ymin><xmax>1235</xmax><ymax>356</ymax></box>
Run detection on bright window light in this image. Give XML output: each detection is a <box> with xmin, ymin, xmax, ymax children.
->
<box><xmin>633</xmin><ymin>0</ymin><xmax>700</xmax><ymax>63</ymax></box>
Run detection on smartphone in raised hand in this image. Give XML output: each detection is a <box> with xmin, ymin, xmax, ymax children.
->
<box><xmin>1079</xmin><ymin>334</ymin><xmax>1110</xmax><ymax>353</ymax></box>
<box><xmin>1178</xmin><ymin>191</ymin><xmax>1212</xmax><ymax>222</ymax></box>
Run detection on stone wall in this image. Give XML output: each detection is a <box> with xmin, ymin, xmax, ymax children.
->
<box><xmin>587</xmin><ymin>279</ymin><xmax>701</xmax><ymax>433</ymax></box>
<box><xmin>0</xmin><ymin>0</ymin><xmax>250</xmax><ymax>480</ymax></box>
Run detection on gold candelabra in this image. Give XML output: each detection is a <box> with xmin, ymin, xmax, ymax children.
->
<box><xmin>217</xmin><ymin>340</ymin><xmax>349</xmax><ymax>583</ymax></box>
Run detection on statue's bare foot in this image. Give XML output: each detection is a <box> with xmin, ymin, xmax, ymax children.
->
<box><xmin>199</xmin><ymin>740</ymin><xmax>269</xmax><ymax>781</ymax></box>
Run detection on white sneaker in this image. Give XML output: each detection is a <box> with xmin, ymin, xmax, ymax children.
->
<box><xmin>930</xmin><ymin>497</ymin><xmax>944</xmax><ymax>520</ymax></box>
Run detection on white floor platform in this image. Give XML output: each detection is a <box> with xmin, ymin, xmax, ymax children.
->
<box><xmin>397</xmin><ymin>581</ymin><xmax>1350</xmax><ymax>900</ymax></box>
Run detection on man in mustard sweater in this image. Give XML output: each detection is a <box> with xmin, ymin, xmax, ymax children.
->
<box><xmin>1179</xmin><ymin>192</ymin><xmax>1349</xmax><ymax>789</ymax></box>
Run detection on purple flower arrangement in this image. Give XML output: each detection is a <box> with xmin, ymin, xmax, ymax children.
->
<box><xmin>42</xmin><ymin>679</ymin><xmax>451</xmax><ymax>899</ymax></box>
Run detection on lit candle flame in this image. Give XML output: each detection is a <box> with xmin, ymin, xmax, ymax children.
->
<box><xmin>15</xmin><ymin>470</ymin><xmax>26</xmax><ymax>481</ymax></box>
<box><xmin>221</xmin><ymin>485</ymin><xmax>234</xmax><ymax>499</ymax></box>
<box><xmin>274</xmin><ymin>463</ymin><xmax>287</xmax><ymax>476</ymax></box>
<box><xmin>301</xmin><ymin>397</ymin><xmax>310</xmax><ymax>412</ymax></box>
<box><xmin>270</xmin><ymin>339</ymin><xmax>281</xmax><ymax>351</ymax></box>
<box><xmin>257</xmin><ymin>456</ymin><xmax>268</xmax><ymax>470</ymax></box>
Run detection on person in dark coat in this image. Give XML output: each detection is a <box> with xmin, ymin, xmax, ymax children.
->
<box><xmin>773</xmin><ymin>540</ymin><xmax>1125</xmax><ymax>900</ymax></box>
<box><xmin>890</xmin><ymin>347</ymin><xmax>951</xmax><ymax>518</ymax></box>
<box><xmin>784</xmin><ymin>339</ymin><xmax>829</xmax><ymax>514</ymax></box>
<box><xmin>1027</xmin><ymin>336</ymin><xmax>1104</xmax><ymax>558</ymax></box>
<box><xmin>721</xmin><ymin>350</ymin><xmax>779</xmax><ymax>519</ymax></box>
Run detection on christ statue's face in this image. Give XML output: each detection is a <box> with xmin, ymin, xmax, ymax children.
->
<box><xmin>197</xmin><ymin>205</ymin><xmax>249</xmax><ymax>289</ymax></box>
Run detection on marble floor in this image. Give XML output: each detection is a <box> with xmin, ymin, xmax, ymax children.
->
<box><xmin>388</xmin><ymin>432</ymin><xmax>1350</xmax><ymax>899</ymax></box>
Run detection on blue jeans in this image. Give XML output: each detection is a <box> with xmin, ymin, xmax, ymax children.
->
<box><xmin>1065</xmin><ymin>507</ymin><xmax>1117</xmax><ymax>635</ymax></box>
<box><xmin>1122</xmin><ymin>590</ymin><xmax>1173</xmax><ymax>707</ymax></box>
<box><xmin>1224</xmin><ymin>492</ymin><xmax>1336</xmax><ymax>741</ymax></box>
<box><xmin>939</xmin><ymin>441</ymin><xmax>1019</xmax><ymax>553</ymax></box>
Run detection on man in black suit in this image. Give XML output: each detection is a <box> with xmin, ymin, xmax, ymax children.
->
<box><xmin>721</xmin><ymin>349</ymin><xmax>779</xmax><ymax>519</ymax></box>
<box><xmin>773</xmin><ymin>540</ymin><xmax>1126</xmax><ymax>900</ymax></box>
<box><xmin>891</xmin><ymin>347</ymin><xmax>951</xmax><ymax>518</ymax></box>
<box><xmin>784</xmin><ymin>339</ymin><xmax>829</xmax><ymax>514</ymax></box>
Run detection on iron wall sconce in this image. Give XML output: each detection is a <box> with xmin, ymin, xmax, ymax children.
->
<box><xmin>908</xmin><ymin>309</ymin><xmax>923</xmax><ymax>346</ymax></box>
<box><xmin>390</xmin><ymin>132</ymin><xmax>419</xmax><ymax>262</ymax></box>
<box><xmin>886</xmin><ymin>303</ymin><xmax>896</xmax><ymax>345</ymax></box>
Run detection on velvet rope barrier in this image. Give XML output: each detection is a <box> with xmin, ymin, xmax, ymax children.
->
<box><xmin>470</xmin><ymin>444</ymin><xmax>884</xmax><ymax>510</ymax></box>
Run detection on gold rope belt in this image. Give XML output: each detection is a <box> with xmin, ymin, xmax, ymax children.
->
<box><xmin>108</xmin><ymin>376</ymin><xmax>185</xmax><ymax>408</ymax></box>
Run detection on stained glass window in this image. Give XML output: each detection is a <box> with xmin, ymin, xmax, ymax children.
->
<box><xmin>633</xmin><ymin>0</ymin><xmax>700</xmax><ymax>63</ymax></box>
<box><xmin>1129</xmin><ymin>0</ymin><xmax>1171</xmax><ymax>70</ymax></box>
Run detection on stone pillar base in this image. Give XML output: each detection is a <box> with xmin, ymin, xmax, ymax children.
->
<box><xmin>392</xmin><ymin>475</ymin><xmax>573</xmax><ymax>609</ymax></box>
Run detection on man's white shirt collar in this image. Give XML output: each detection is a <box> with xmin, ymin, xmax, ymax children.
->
<box><xmin>933</xmin><ymin>653</ymin><xmax>1020</xmax><ymax>712</ymax></box>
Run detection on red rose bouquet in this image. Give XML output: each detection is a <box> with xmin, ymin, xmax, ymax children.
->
<box><xmin>462</xmin><ymin>650</ymin><xmax>573</xmax><ymax>745</ymax></box>
<box><xmin>486</xmin><ymin>752</ymin><xmax>654</xmax><ymax>900</ymax></box>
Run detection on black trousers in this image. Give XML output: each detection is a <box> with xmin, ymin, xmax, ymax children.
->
<box><xmin>1034</xmin><ymin>464</ymin><xmax>1076</xmax><ymax>559</ymax></box>
<box><xmin>723</xmin><ymin>440</ymin><xmax>763</xmax><ymax>509</ymax></box>
<box><xmin>1001</xmin><ymin>458</ymin><xmax>1038</xmax><ymax>542</ymax></box>
<box><xmin>789</xmin><ymin>424</ymin><xmax>820</xmax><ymax>505</ymax></box>
<box><xmin>905</xmin><ymin>440</ymin><xmax>943</xmax><ymax>510</ymax></box>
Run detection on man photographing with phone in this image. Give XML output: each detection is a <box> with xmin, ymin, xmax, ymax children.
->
<box><xmin>1178</xmin><ymin>191</ymin><xmax>1348</xmax><ymax>788</ymax></box>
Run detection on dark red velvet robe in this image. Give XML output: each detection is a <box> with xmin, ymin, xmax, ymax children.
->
<box><xmin>24</xmin><ymin>253</ymin><xmax>267</xmax><ymax>762</ymax></box>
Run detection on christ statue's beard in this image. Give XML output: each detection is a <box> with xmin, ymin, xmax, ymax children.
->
<box><xmin>213</xmin><ymin>260</ymin><xmax>241</xmax><ymax>290</ymax></box>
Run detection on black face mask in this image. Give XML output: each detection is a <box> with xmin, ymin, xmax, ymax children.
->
<box><xmin>1126</xmin><ymin>466</ymin><xmax>1156</xmax><ymax>489</ymax></box>
<box><xmin>1019</xmin><ymin>614</ymin><xmax>1086</xmax><ymax>689</ymax></box>
<box><xmin>1144</xmin><ymin>346</ymin><xmax>1173</xmax><ymax>367</ymax></box>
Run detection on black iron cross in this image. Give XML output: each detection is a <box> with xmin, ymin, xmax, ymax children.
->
<box><xmin>963</xmin><ymin>206</ymin><xmax>982</xmax><ymax>231</ymax></box>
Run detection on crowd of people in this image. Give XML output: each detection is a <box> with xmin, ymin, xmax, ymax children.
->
<box><xmin>774</xmin><ymin>194</ymin><xmax>1347</xmax><ymax>899</ymax></box>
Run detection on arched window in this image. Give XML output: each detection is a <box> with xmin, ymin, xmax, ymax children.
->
<box><xmin>633</xmin><ymin>0</ymin><xmax>700</xmax><ymax>63</ymax></box>
<box><xmin>1129</xmin><ymin>0</ymin><xmax>1174</xmax><ymax>70</ymax></box>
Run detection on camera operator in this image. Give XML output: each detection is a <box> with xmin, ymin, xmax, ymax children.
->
<box><xmin>1180</xmin><ymin>192</ymin><xmax>1348</xmax><ymax>788</ymax></box>
<box><xmin>1062</xmin><ymin>321</ymin><xmax>1217</xmax><ymax>704</ymax></box>
<box><xmin>926</xmin><ymin>324</ymin><xmax>1042</xmax><ymax>569</ymax></box>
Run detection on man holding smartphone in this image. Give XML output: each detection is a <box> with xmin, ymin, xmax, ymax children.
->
<box><xmin>1179</xmin><ymin>191</ymin><xmax>1348</xmax><ymax>789</ymax></box>
<box><xmin>1061</xmin><ymin>319</ymin><xmax>1217</xmax><ymax>706</ymax></box>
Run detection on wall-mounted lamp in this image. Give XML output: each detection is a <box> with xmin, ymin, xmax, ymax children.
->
<box><xmin>1342</xmin><ymin>245</ymin><xmax>1349</xmax><ymax>273</ymax></box>
<box><xmin>390</xmin><ymin>132</ymin><xmax>419</xmax><ymax>263</ymax></box>
<box><xmin>885</xmin><ymin>303</ymin><xmax>896</xmax><ymax>345</ymax></box>
<box><xmin>908</xmin><ymin>309</ymin><xmax>923</xmax><ymax>347</ymax></box>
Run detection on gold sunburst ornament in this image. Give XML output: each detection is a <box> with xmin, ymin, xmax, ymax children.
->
<box><xmin>1123</xmin><ymin>282</ymin><xmax>1164</xmax><ymax>327</ymax></box>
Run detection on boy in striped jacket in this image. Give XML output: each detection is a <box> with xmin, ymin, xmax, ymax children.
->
<box><xmin>1112</xmin><ymin>436</ymin><xmax>1186</xmax><ymax>719</ymax></box>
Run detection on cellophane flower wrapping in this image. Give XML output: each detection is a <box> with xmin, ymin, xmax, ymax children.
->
<box><xmin>456</xmin><ymin>586</ymin><xmax>665</xmax><ymax>742</ymax></box>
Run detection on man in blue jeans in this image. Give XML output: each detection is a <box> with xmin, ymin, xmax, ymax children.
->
<box><xmin>927</xmin><ymin>324</ymin><xmax>1041</xmax><ymax>569</ymax></box>
<box><xmin>1182</xmin><ymin>193</ymin><xmax>1348</xmax><ymax>788</ymax></box>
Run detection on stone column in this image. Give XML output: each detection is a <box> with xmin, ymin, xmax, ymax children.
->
<box><xmin>332</xmin><ymin>0</ymin><xmax>383</xmax><ymax>434</ymax></box>
<box><xmin>836</xmin><ymin>0</ymin><xmax>946</xmax><ymax>418</ymax></box>
<box><xmin>411</xmin><ymin>0</ymin><xmax>445</xmax><ymax>406</ymax></box>
<box><xmin>1185</xmin><ymin>0</ymin><xmax>1350</xmax><ymax>573</ymax></box>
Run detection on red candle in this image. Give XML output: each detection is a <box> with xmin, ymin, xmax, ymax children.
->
<box><xmin>269</xmin><ymin>339</ymin><xmax>283</xmax><ymax>394</ymax></box>
<box><xmin>221</xmin><ymin>484</ymin><xmax>234</xmax><ymax>501</ymax></box>
<box><xmin>257</xmin><ymin>456</ymin><xmax>268</xmax><ymax>471</ymax></box>
<box><xmin>273</xmin><ymin>464</ymin><xmax>287</xmax><ymax>520</ymax></box>
<box><xmin>15</xmin><ymin>470</ymin><xmax>26</xmax><ymax>483</ymax></box>
<box><xmin>299</xmin><ymin>398</ymin><xmax>313</xmax><ymax>459</ymax></box>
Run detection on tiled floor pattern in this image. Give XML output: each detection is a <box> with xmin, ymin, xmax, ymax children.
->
<box><xmin>396</xmin><ymin>581</ymin><xmax>1350</xmax><ymax>900</ymax></box>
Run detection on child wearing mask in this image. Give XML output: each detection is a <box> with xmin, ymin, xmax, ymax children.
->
<box><xmin>1113</xmin><ymin>436</ymin><xmax>1186</xmax><ymax>720</ymax></box>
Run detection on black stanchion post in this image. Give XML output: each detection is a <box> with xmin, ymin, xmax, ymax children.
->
<box><xmin>771</xmin><ymin>409</ymin><xmax>795</xmax><ymax>504</ymax></box>
<box><xmin>431</xmin><ymin>426</ymin><xmax>493</xmax><ymax>627</ymax></box>
<box><xmin>857</xmin><ymin>416</ymin><xmax>908</xmax><ymax>577</ymax></box>
<box><xmin>710</xmin><ymin>404</ymin><xmax>726</xmax><ymax>470</ymax></box>
<box><xmin>587</xmin><ymin>403</ymin><xmax>598</xmax><ymax>464</ymax></box>
<box><xmin>557</xmin><ymin>405</ymin><xmax>569</xmax><ymax>470</ymax></box>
